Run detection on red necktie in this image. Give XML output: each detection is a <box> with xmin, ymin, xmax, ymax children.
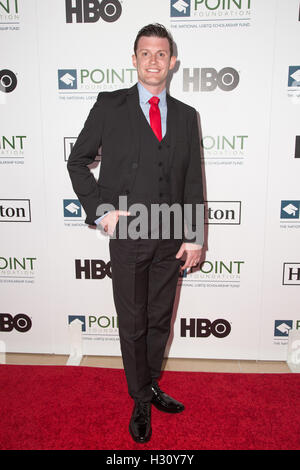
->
<box><xmin>148</xmin><ymin>96</ymin><xmax>162</xmax><ymax>142</ymax></box>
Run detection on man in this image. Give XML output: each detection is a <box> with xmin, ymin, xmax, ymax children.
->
<box><xmin>67</xmin><ymin>24</ymin><xmax>204</xmax><ymax>443</ymax></box>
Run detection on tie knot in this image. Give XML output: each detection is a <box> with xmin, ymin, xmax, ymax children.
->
<box><xmin>149</xmin><ymin>96</ymin><xmax>160</xmax><ymax>106</ymax></box>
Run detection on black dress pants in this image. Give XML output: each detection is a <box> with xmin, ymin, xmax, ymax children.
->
<box><xmin>109</xmin><ymin>237</ymin><xmax>182</xmax><ymax>401</ymax></box>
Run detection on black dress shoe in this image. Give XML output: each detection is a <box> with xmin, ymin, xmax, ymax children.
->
<box><xmin>151</xmin><ymin>381</ymin><xmax>185</xmax><ymax>413</ymax></box>
<box><xmin>129</xmin><ymin>400</ymin><xmax>152</xmax><ymax>443</ymax></box>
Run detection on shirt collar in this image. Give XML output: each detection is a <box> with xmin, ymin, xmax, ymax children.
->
<box><xmin>137</xmin><ymin>82</ymin><xmax>167</xmax><ymax>106</ymax></box>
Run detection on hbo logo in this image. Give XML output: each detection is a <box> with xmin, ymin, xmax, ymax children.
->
<box><xmin>181</xmin><ymin>318</ymin><xmax>231</xmax><ymax>338</ymax></box>
<box><xmin>65</xmin><ymin>0</ymin><xmax>122</xmax><ymax>23</ymax></box>
<box><xmin>0</xmin><ymin>70</ymin><xmax>17</xmax><ymax>93</ymax></box>
<box><xmin>183</xmin><ymin>67</ymin><xmax>240</xmax><ymax>92</ymax></box>
<box><xmin>0</xmin><ymin>314</ymin><xmax>32</xmax><ymax>332</ymax></box>
<box><xmin>75</xmin><ymin>259</ymin><xmax>112</xmax><ymax>279</ymax></box>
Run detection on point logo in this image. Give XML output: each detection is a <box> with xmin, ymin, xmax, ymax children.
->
<box><xmin>63</xmin><ymin>199</ymin><xmax>82</xmax><ymax>218</ymax></box>
<box><xmin>288</xmin><ymin>66</ymin><xmax>300</xmax><ymax>87</ymax></box>
<box><xmin>58</xmin><ymin>70</ymin><xmax>77</xmax><ymax>90</ymax></box>
<box><xmin>65</xmin><ymin>0</ymin><xmax>122</xmax><ymax>24</ymax></box>
<box><xmin>68</xmin><ymin>315</ymin><xmax>119</xmax><ymax>331</ymax></box>
<box><xmin>170</xmin><ymin>0</ymin><xmax>252</xmax><ymax>20</ymax></box>
<box><xmin>171</xmin><ymin>0</ymin><xmax>191</xmax><ymax>17</ymax></box>
<box><xmin>68</xmin><ymin>316</ymin><xmax>86</xmax><ymax>331</ymax></box>
<box><xmin>58</xmin><ymin>68</ymin><xmax>137</xmax><ymax>92</ymax></box>
<box><xmin>274</xmin><ymin>320</ymin><xmax>300</xmax><ymax>337</ymax></box>
<box><xmin>179</xmin><ymin>259</ymin><xmax>244</xmax><ymax>279</ymax></box>
<box><xmin>280</xmin><ymin>200</ymin><xmax>300</xmax><ymax>220</ymax></box>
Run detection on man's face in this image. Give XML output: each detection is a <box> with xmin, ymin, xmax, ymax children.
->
<box><xmin>132</xmin><ymin>36</ymin><xmax>176</xmax><ymax>93</ymax></box>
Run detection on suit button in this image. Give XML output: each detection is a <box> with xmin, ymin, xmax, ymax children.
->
<box><xmin>125</xmin><ymin>189</ymin><xmax>130</xmax><ymax>195</ymax></box>
<box><xmin>158</xmin><ymin>162</ymin><xmax>162</xmax><ymax>166</ymax></box>
<box><xmin>132</xmin><ymin>162</ymin><xmax>138</xmax><ymax>169</ymax></box>
<box><xmin>158</xmin><ymin>145</ymin><xmax>162</xmax><ymax>150</ymax></box>
<box><xmin>159</xmin><ymin>192</ymin><xmax>163</xmax><ymax>197</ymax></box>
<box><xmin>159</xmin><ymin>177</ymin><xmax>163</xmax><ymax>181</ymax></box>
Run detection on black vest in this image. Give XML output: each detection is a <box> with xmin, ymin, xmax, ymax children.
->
<box><xmin>128</xmin><ymin>108</ymin><xmax>171</xmax><ymax>207</ymax></box>
<box><xmin>117</xmin><ymin>109</ymin><xmax>176</xmax><ymax>239</ymax></box>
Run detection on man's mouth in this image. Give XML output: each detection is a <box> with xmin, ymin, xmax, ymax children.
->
<box><xmin>146</xmin><ymin>68</ymin><xmax>160</xmax><ymax>73</ymax></box>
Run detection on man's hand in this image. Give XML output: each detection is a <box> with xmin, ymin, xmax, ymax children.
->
<box><xmin>175</xmin><ymin>242</ymin><xmax>202</xmax><ymax>271</ymax></box>
<box><xmin>99</xmin><ymin>210</ymin><xmax>130</xmax><ymax>237</ymax></box>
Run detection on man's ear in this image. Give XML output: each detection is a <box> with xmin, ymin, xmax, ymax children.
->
<box><xmin>132</xmin><ymin>54</ymin><xmax>137</xmax><ymax>68</ymax></box>
<box><xmin>169</xmin><ymin>55</ymin><xmax>177</xmax><ymax>71</ymax></box>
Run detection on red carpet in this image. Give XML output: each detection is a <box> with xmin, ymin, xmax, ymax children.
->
<box><xmin>0</xmin><ymin>364</ymin><xmax>299</xmax><ymax>450</ymax></box>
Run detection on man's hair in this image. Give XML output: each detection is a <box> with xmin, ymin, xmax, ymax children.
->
<box><xmin>134</xmin><ymin>23</ymin><xmax>174</xmax><ymax>57</ymax></box>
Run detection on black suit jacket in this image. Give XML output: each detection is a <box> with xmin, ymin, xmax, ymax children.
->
<box><xmin>67</xmin><ymin>84</ymin><xmax>204</xmax><ymax>244</ymax></box>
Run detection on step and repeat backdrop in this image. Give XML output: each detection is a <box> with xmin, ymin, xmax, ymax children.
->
<box><xmin>1</xmin><ymin>0</ymin><xmax>299</xmax><ymax>360</ymax></box>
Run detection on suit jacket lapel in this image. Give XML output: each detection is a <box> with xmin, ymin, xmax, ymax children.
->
<box><xmin>166</xmin><ymin>94</ymin><xmax>177</xmax><ymax>171</ymax></box>
<box><xmin>126</xmin><ymin>84</ymin><xmax>141</xmax><ymax>158</ymax></box>
<box><xmin>125</xmin><ymin>84</ymin><xmax>141</xmax><ymax>191</ymax></box>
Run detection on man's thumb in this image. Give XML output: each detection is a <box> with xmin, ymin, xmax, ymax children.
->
<box><xmin>176</xmin><ymin>245</ymin><xmax>185</xmax><ymax>258</ymax></box>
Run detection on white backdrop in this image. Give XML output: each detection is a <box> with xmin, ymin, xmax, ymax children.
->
<box><xmin>1</xmin><ymin>0</ymin><xmax>299</xmax><ymax>360</ymax></box>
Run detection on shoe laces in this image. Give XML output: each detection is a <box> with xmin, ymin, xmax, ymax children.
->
<box><xmin>136</xmin><ymin>400</ymin><xmax>150</xmax><ymax>417</ymax></box>
<box><xmin>151</xmin><ymin>380</ymin><xmax>162</xmax><ymax>395</ymax></box>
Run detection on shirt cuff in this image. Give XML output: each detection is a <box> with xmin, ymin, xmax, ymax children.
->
<box><xmin>94</xmin><ymin>211</ymin><xmax>110</xmax><ymax>225</ymax></box>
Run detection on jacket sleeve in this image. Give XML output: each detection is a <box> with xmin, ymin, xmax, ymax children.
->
<box><xmin>67</xmin><ymin>93</ymin><xmax>105</xmax><ymax>226</ymax></box>
<box><xmin>183</xmin><ymin>109</ymin><xmax>204</xmax><ymax>246</ymax></box>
